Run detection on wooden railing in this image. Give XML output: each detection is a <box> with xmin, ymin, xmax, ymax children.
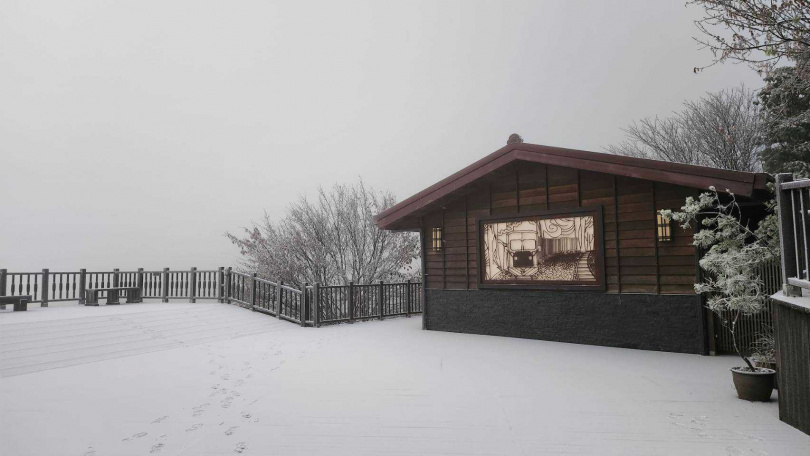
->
<box><xmin>0</xmin><ymin>267</ymin><xmax>423</xmax><ymax>327</ymax></box>
<box><xmin>776</xmin><ymin>173</ymin><xmax>810</xmax><ymax>295</ymax></box>
<box><xmin>224</xmin><ymin>270</ymin><xmax>422</xmax><ymax>327</ymax></box>
<box><xmin>0</xmin><ymin>268</ymin><xmax>227</xmax><ymax>306</ymax></box>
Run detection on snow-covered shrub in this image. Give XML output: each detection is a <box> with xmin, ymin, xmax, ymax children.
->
<box><xmin>661</xmin><ymin>187</ymin><xmax>779</xmax><ymax>370</ymax></box>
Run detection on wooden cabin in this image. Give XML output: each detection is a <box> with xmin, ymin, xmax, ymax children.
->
<box><xmin>374</xmin><ymin>142</ymin><xmax>771</xmax><ymax>354</ymax></box>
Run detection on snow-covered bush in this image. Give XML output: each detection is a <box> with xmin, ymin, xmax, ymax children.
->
<box><xmin>661</xmin><ymin>187</ymin><xmax>779</xmax><ymax>370</ymax></box>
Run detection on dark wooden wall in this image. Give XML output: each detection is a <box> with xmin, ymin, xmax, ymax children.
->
<box><xmin>423</xmin><ymin>161</ymin><xmax>698</xmax><ymax>295</ymax></box>
<box><xmin>774</xmin><ymin>300</ymin><xmax>810</xmax><ymax>436</ymax></box>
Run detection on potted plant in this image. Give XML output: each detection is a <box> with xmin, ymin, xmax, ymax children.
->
<box><xmin>662</xmin><ymin>187</ymin><xmax>779</xmax><ymax>401</ymax></box>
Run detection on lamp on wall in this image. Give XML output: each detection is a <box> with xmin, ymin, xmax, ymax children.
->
<box><xmin>431</xmin><ymin>227</ymin><xmax>443</xmax><ymax>252</ymax></box>
<box><xmin>657</xmin><ymin>213</ymin><xmax>672</xmax><ymax>242</ymax></box>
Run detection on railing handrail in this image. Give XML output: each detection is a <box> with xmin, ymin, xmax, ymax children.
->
<box><xmin>780</xmin><ymin>179</ymin><xmax>810</xmax><ymax>190</ymax></box>
<box><xmin>1</xmin><ymin>267</ymin><xmax>424</xmax><ymax>327</ymax></box>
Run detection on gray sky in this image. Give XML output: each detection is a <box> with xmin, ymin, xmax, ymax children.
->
<box><xmin>1</xmin><ymin>0</ymin><xmax>763</xmax><ymax>271</ymax></box>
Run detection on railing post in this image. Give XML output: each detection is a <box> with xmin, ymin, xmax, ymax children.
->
<box><xmin>378</xmin><ymin>280</ymin><xmax>384</xmax><ymax>320</ymax></box>
<box><xmin>225</xmin><ymin>267</ymin><xmax>232</xmax><ymax>303</ymax></box>
<box><xmin>161</xmin><ymin>268</ymin><xmax>169</xmax><ymax>302</ymax></box>
<box><xmin>0</xmin><ymin>269</ymin><xmax>6</xmax><ymax>310</ymax></box>
<box><xmin>136</xmin><ymin>268</ymin><xmax>144</xmax><ymax>298</ymax></box>
<box><xmin>41</xmin><ymin>269</ymin><xmax>50</xmax><ymax>307</ymax></box>
<box><xmin>776</xmin><ymin>173</ymin><xmax>802</xmax><ymax>297</ymax></box>
<box><xmin>112</xmin><ymin>268</ymin><xmax>120</xmax><ymax>288</ymax></box>
<box><xmin>189</xmin><ymin>267</ymin><xmax>197</xmax><ymax>303</ymax></box>
<box><xmin>348</xmin><ymin>281</ymin><xmax>354</xmax><ymax>322</ymax></box>
<box><xmin>217</xmin><ymin>267</ymin><xmax>225</xmax><ymax>303</ymax></box>
<box><xmin>249</xmin><ymin>272</ymin><xmax>257</xmax><ymax>310</ymax></box>
<box><xmin>313</xmin><ymin>283</ymin><xmax>321</xmax><ymax>327</ymax></box>
<box><xmin>421</xmin><ymin>273</ymin><xmax>427</xmax><ymax>330</ymax></box>
<box><xmin>276</xmin><ymin>281</ymin><xmax>283</xmax><ymax>318</ymax></box>
<box><xmin>405</xmin><ymin>279</ymin><xmax>412</xmax><ymax>316</ymax></box>
<box><xmin>300</xmin><ymin>282</ymin><xmax>308</xmax><ymax>327</ymax></box>
<box><xmin>78</xmin><ymin>269</ymin><xmax>87</xmax><ymax>304</ymax></box>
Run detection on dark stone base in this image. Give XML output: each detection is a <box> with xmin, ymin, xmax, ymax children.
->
<box><xmin>425</xmin><ymin>289</ymin><xmax>707</xmax><ymax>354</ymax></box>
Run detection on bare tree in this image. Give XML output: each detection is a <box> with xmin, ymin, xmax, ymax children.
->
<box><xmin>690</xmin><ymin>0</ymin><xmax>810</xmax><ymax>73</ymax></box>
<box><xmin>606</xmin><ymin>86</ymin><xmax>762</xmax><ymax>172</ymax></box>
<box><xmin>227</xmin><ymin>180</ymin><xmax>419</xmax><ymax>287</ymax></box>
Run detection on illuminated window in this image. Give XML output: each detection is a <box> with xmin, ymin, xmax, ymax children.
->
<box><xmin>431</xmin><ymin>227</ymin><xmax>443</xmax><ymax>252</ymax></box>
<box><xmin>657</xmin><ymin>213</ymin><xmax>672</xmax><ymax>242</ymax></box>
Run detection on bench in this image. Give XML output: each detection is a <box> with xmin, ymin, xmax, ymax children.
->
<box><xmin>0</xmin><ymin>295</ymin><xmax>32</xmax><ymax>311</ymax></box>
<box><xmin>85</xmin><ymin>287</ymin><xmax>142</xmax><ymax>306</ymax></box>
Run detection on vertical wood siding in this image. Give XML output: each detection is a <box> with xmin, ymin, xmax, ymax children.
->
<box><xmin>423</xmin><ymin>162</ymin><xmax>700</xmax><ymax>295</ymax></box>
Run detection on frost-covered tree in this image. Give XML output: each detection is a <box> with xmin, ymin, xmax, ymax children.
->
<box><xmin>662</xmin><ymin>187</ymin><xmax>779</xmax><ymax>370</ymax></box>
<box><xmin>227</xmin><ymin>180</ymin><xmax>420</xmax><ymax>287</ymax></box>
<box><xmin>757</xmin><ymin>54</ymin><xmax>810</xmax><ymax>177</ymax></box>
<box><xmin>607</xmin><ymin>86</ymin><xmax>762</xmax><ymax>172</ymax></box>
<box><xmin>690</xmin><ymin>0</ymin><xmax>810</xmax><ymax>74</ymax></box>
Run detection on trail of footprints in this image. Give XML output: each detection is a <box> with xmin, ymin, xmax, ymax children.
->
<box><xmin>113</xmin><ymin>349</ymin><xmax>267</xmax><ymax>454</ymax></box>
<box><xmin>105</xmin><ymin>340</ymin><xmax>317</xmax><ymax>455</ymax></box>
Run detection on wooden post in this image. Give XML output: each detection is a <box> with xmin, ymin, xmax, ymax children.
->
<box><xmin>189</xmin><ymin>267</ymin><xmax>197</xmax><ymax>303</ymax></box>
<box><xmin>249</xmin><ymin>272</ymin><xmax>257</xmax><ymax>310</ymax></box>
<box><xmin>136</xmin><ymin>268</ymin><xmax>144</xmax><ymax>298</ymax></box>
<box><xmin>41</xmin><ymin>269</ymin><xmax>50</xmax><ymax>308</ymax></box>
<box><xmin>300</xmin><ymin>282</ymin><xmax>308</xmax><ymax>327</ymax></box>
<box><xmin>217</xmin><ymin>267</ymin><xmax>225</xmax><ymax>303</ymax></box>
<box><xmin>421</xmin><ymin>273</ymin><xmax>427</xmax><ymax>330</ymax></box>
<box><xmin>161</xmin><ymin>268</ymin><xmax>169</xmax><ymax>302</ymax></box>
<box><xmin>378</xmin><ymin>280</ymin><xmax>384</xmax><ymax>320</ymax></box>
<box><xmin>276</xmin><ymin>281</ymin><xmax>283</xmax><ymax>318</ymax></box>
<box><xmin>405</xmin><ymin>279</ymin><xmax>412</xmax><ymax>316</ymax></box>
<box><xmin>78</xmin><ymin>269</ymin><xmax>87</xmax><ymax>304</ymax></box>
<box><xmin>225</xmin><ymin>267</ymin><xmax>232</xmax><ymax>303</ymax></box>
<box><xmin>348</xmin><ymin>281</ymin><xmax>354</xmax><ymax>322</ymax></box>
<box><xmin>313</xmin><ymin>283</ymin><xmax>321</xmax><ymax>327</ymax></box>
<box><xmin>112</xmin><ymin>268</ymin><xmax>120</xmax><ymax>288</ymax></box>
<box><xmin>776</xmin><ymin>173</ymin><xmax>802</xmax><ymax>296</ymax></box>
<box><xmin>0</xmin><ymin>269</ymin><xmax>6</xmax><ymax>310</ymax></box>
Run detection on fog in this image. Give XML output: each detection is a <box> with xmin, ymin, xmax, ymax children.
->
<box><xmin>0</xmin><ymin>1</ymin><xmax>762</xmax><ymax>271</ymax></box>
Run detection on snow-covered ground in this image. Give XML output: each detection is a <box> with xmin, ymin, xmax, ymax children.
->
<box><xmin>1</xmin><ymin>303</ymin><xmax>809</xmax><ymax>455</ymax></box>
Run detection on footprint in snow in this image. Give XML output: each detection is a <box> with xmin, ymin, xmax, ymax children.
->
<box><xmin>185</xmin><ymin>423</ymin><xmax>203</xmax><ymax>432</ymax></box>
<box><xmin>225</xmin><ymin>426</ymin><xmax>239</xmax><ymax>436</ymax></box>
<box><xmin>725</xmin><ymin>446</ymin><xmax>744</xmax><ymax>456</ymax></box>
<box><xmin>149</xmin><ymin>443</ymin><xmax>164</xmax><ymax>454</ymax></box>
<box><xmin>221</xmin><ymin>397</ymin><xmax>234</xmax><ymax>408</ymax></box>
<box><xmin>241</xmin><ymin>412</ymin><xmax>252</xmax><ymax>419</ymax></box>
<box><xmin>81</xmin><ymin>447</ymin><xmax>96</xmax><ymax>456</ymax></box>
<box><xmin>123</xmin><ymin>432</ymin><xmax>148</xmax><ymax>441</ymax></box>
<box><xmin>151</xmin><ymin>416</ymin><xmax>168</xmax><ymax>424</ymax></box>
<box><xmin>234</xmin><ymin>442</ymin><xmax>247</xmax><ymax>454</ymax></box>
<box><xmin>192</xmin><ymin>403</ymin><xmax>210</xmax><ymax>413</ymax></box>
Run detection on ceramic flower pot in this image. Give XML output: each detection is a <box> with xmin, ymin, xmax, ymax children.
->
<box><xmin>731</xmin><ymin>367</ymin><xmax>776</xmax><ymax>401</ymax></box>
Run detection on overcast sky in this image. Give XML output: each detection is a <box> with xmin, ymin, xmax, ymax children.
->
<box><xmin>1</xmin><ymin>1</ymin><xmax>763</xmax><ymax>271</ymax></box>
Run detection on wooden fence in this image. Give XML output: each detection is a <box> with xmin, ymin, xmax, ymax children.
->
<box><xmin>225</xmin><ymin>270</ymin><xmax>423</xmax><ymax>327</ymax></box>
<box><xmin>712</xmin><ymin>259</ymin><xmax>782</xmax><ymax>355</ymax></box>
<box><xmin>0</xmin><ymin>267</ymin><xmax>423</xmax><ymax>327</ymax></box>
<box><xmin>0</xmin><ymin>268</ymin><xmax>226</xmax><ymax>306</ymax></box>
